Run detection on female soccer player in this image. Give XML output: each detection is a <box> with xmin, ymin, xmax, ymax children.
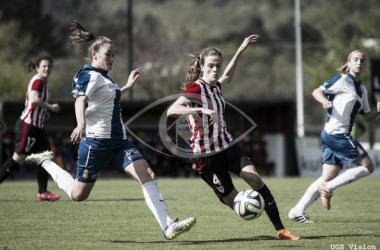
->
<box><xmin>25</xmin><ymin>20</ymin><xmax>195</xmax><ymax>240</ymax></box>
<box><xmin>0</xmin><ymin>53</ymin><xmax>61</xmax><ymax>201</ymax></box>
<box><xmin>167</xmin><ymin>34</ymin><xmax>300</xmax><ymax>240</ymax></box>
<box><xmin>288</xmin><ymin>50</ymin><xmax>380</xmax><ymax>223</ymax></box>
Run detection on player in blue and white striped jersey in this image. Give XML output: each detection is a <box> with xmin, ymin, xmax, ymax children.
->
<box><xmin>71</xmin><ymin>64</ymin><xmax>127</xmax><ymax>140</ymax></box>
<box><xmin>289</xmin><ymin>50</ymin><xmax>380</xmax><ymax>223</ymax></box>
<box><xmin>26</xmin><ymin>20</ymin><xmax>196</xmax><ymax>240</ymax></box>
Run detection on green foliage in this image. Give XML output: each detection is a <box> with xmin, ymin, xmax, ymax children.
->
<box><xmin>1</xmin><ymin>177</ymin><xmax>380</xmax><ymax>249</ymax></box>
<box><xmin>0</xmin><ymin>21</ymin><xmax>34</xmax><ymax>100</ymax></box>
<box><xmin>0</xmin><ymin>0</ymin><xmax>64</xmax><ymax>57</ymax></box>
<box><xmin>1</xmin><ymin>0</ymin><xmax>380</xmax><ymax>128</ymax></box>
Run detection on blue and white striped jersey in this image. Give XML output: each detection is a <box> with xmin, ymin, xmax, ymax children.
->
<box><xmin>71</xmin><ymin>65</ymin><xmax>126</xmax><ymax>140</ymax></box>
<box><xmin>319</xmin><ymin>73</ymin><xmax>370</xmax><ymax>135</ymax></box>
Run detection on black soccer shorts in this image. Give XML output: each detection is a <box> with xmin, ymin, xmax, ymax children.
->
<box><xmin>196</xmin><ymin>143</ymin><xmax>253</xmax><ymax>202</ymax></box>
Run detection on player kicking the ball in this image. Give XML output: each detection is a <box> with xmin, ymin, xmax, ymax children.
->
<box><xmin>25</xmin><ymin>20</ymin><xmax>196</xmax><ymax>240</ymax></box>
<box><xmin>167</xmin><ymin>34</ymin><xmax>300</xmax><ymax>240</ymax></box>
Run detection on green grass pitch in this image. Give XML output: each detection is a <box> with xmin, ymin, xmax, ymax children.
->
<box><xmin>1</xmin><ymin>177</ymin><xmax>379</xmax><ymax>250</ymax></box>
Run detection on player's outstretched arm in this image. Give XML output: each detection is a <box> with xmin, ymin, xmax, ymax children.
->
<box><xmin>218</xmin><ymin>34</ymin><xmax>259</xmax><ymax>85</ymax></box>
<box><xmin>167</xmin><ymin>96</ymin><xmax>218</xmax><ymax>124</ymax></box>
<box><xmin>362</xmin><ymin>101</ymin><xmax>380</xmax><ymax>121</ymax></box>
<box><xmin>30</xmin><ymin>90</ymin><xmax>60</xmax><ymax>112</ymax></box>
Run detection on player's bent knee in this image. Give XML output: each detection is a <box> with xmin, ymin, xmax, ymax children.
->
<box><xmin>72</xmin><ymin>194</ymin><xmax>89</xmax><ymax>202</ymax></box>
<box><xmin>367</xmin><ymin>164</ymin><xmax>374</xmax><ymax>174</ymax></box>
<box><xmin>362</xmin><ymin>157</ymin><xmax>375</xmax><ymax>173</ymax></box>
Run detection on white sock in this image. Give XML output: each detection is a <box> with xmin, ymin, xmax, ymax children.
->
<box><xmin>327</xmin><ymin>166</ymin><xmax>370</xmax><ymax>191</ymax></box>
<box><xmin>142</xmin><ymin>180</ymin><xmax>172</xmax><ymax>231</ymax></box>
<box><xmin>41</xmin><ymin>160</ymin><xmax>74</xmax><ymax>199</ymax></box>
<box><xmin>294</xmin><ymin>177</ymin><xmax>323</xmax><ymax>212</ymax></box>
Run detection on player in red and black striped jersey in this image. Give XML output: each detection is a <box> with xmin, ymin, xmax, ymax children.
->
<box><xmin>168</xmin><ymin>34</ymin><xmax>300</xmax><ymax>240</ymax></box>
<box><xmin>0</xmin><ymin>53</ymin><xmax>61</xmax><ymax>201</ymax></box>
<box><xmin>182</xmin><ymin>79</ymin><xmax>233</xmax><ymax>155</ymax></box>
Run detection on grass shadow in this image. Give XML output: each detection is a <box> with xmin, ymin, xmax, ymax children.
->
<box><xmin>107</xmin><ymin>235</ymin><xmax>279</xmax><ymax>245</ymax></box>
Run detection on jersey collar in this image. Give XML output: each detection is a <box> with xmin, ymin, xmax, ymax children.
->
<box><xmin>199</xmin><ymin>78</ymin><xmax>219</xmax><ymax>87</ymax></box>
<box><xmin>84</xmin><ymin>64</ymin><xmax>108</xmax><ymax>75</ymax></box>
<box><xmin>346</xmin><ymin>72</ymin><xmax>361</xmax><ymax>85</ymax></box>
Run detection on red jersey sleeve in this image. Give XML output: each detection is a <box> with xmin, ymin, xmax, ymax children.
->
<box><xmin>183</xmin><ymin>82</ymin><xmax>201</xmax><ymax>100</ymax></box>
<box><xmin>30</xmin><ymin>79</ymin><xmax>44</xmax><ymax>92</ymax></box>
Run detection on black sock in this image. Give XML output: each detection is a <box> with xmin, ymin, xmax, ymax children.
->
<box><xmin>256</xmin><ymin>184</ymin><xmax>284</xmax><ymax>231</ymax></box>
<box><xmin>36</xmin><ymin>166</ymin><xmax>49</xmax><ymax>193</ymax></box>
<box><xmin>0</xmin><ymin>158</ymin><xmax>20</xmax><ymax>184</ymax></box>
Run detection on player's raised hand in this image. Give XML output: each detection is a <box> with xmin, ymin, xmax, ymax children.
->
<box><xmin>239</xmin><ymin>34</ymin><xmax>259</xmax><ymax>51</ymax></box>
<box><xmin>126</xmin><ymin>68</ymin><xmax>140</xmax><ymax>88</ymax></box>
<box><xmin>121</xmin><ymin>68</ymin><xmax>140</xmax><ymax>93</ymax></box>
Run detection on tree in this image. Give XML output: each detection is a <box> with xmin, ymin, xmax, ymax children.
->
<box><xmin>0</xmin><ymin>0</ymin><xmax>64</xmax><ymax>57</ymax></box>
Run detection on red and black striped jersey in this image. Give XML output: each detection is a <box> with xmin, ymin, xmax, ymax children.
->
<box><xmin>20</xmin><ymin>74</ymin><xmax>50</xmax><ymax>128</ymax></box>
<box><xmin>183</xmin><ymin>79</ymin><xmax>233</xmax><ymax>155</ymax></box>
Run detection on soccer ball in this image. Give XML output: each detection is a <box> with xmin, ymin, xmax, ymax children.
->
<box><xmin>233</xmin><ymin>190</ymin><xmax>265</xmax><ymax>220</ymax></box>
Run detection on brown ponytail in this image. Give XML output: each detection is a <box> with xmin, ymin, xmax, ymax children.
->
<box><xmin>182</xmin><ymin>54</ymin><xmax>201</xmax><ymax>89</ymax></box>
<box><xmin>69</xmin><ymin>20</ymin><xmax>96</xmax><ymax>44</ymax></box>
<box><xmin>69</xmin><ymin>20</ymin><xmax>113</xmax><ymax>64</ymax></box>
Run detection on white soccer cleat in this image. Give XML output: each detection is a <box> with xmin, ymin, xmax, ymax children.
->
<box><xmin>25</xmin><ymin>151</ymin><xmax>54</xmax><ymax>166</ymax></box>
<box><xmin>288</xmin><ymin>208</ymin><xmax>314</xmax><ymax>224</ymax></box>
<box><xmin>164</xmin><ymin>217</ymin><xmax>196</xmax><ymax>240</ymax></box>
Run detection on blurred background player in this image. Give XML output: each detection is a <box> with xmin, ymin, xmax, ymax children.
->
<box><xmin>167</xmin><ymin>34</ymin><xmax>300</xmax><ymax>240</ymax></box>
<box><xmin>25</xmin><ymin>20</ymin><xmax>196</xmax><ymax>240</ymax></box>
<box><xmin>0</xmin><ymin>53</ymin><xmax>61</xmax><ymax>201</ymax></box>
<box><xmin>289</xmin><ymin>50</ymin><xmax>380</xmax><ymax>223</ymax></box>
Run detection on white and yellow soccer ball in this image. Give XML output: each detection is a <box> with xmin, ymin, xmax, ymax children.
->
<box><xmin>233</xmin><ymin>190</ymin><xmax>265</xmax><ymax>220</ymax></box>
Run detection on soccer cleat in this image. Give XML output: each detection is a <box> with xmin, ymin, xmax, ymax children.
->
<box><xmin>277</xmin><ymin>229</ymin><xmax>301</xmax><ymax>240</ymax></box>
<box><xmin>319</xmin><ymin>182</ymin><xmax>333</xmax><ymax>210</ymax></box>
<box><xmin>37</xmin><ymin>191</ymin><xmax>61</xmax><ymax>202</ymax></box>
<box><xmin>25</xmin><ymin>151</ymin><xmax>54</xmax><ymax>166</ymax></box>
<box><xmin>164</xmin><ymin>217</ymin><xmax>196</xmax><ymax>240</ymax></box>
<box><xmin>288</xmin><ymin>208</ymin><xmax>314</xmax><ymax>223</ymax></box>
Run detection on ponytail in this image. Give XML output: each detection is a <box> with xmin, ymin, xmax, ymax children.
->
<box><xmin>69</xmin><ymin>20</ymin><xmax>96</xmax><ymax>45</ymax></box>
<box><xmin>69</xmin><ymin>20</ymin><xmax>113</xmax><ymax>64</ymax></box>
<box><xmin>25</xmin><ymin>58</ymin><xmax>37</xmax><ymax>73</ymax></box>
<box><xmin>182</xmin><ymin>54</ymin><xmax>201</xmax><ymax>89</ymax></box>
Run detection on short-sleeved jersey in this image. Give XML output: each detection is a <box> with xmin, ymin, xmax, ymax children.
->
<box><xmin>20</xmin><ymin>74</ymin><xmax>50</xmax><ymax>128</ymax></box>
<box><xmin>183</xmin><ymin>79</ymin><xmax>233</xmax><ymax>155</ymax></box>
<box><xmin>319</xmin><ymin>73</ymin><xmax>371</xmax><ymax>135</ymax></box>
<box><xmin>71</xmin><ymin>65</ymin><xmax>126</xmax><ymax>140</ymax></box>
